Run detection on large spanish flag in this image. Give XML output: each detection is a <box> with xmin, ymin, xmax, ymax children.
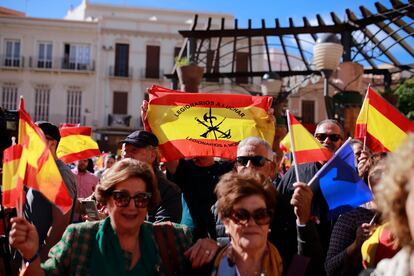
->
<box><xmin>1</xmin><ymin>144</ymin><xmax>24</xmax><ymax>208</ymax></box>
<box><xmin>355</xmin><ymin>86</ymin><xmax>414</xmax><ymax>152</ymax></box>
<box><xmin>57</xmin><ymin>126</ymin><xmax>101</xmax><ymax>164</ymax></box>
<box><xmin>17</xmin><ymin>98</ymin><xmax>72</xmax><ymax>213</ymax></box>
<box><xmin>287</xmin><ymin>110</ymin><xmax>332</xmax><ymax>164</ymax></box>
<box><xmin>146</xmin><ymin>85</ymin><xmax>275</xmax><ymax>161</ymax></box>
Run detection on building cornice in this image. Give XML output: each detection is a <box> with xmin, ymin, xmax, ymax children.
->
<box><xmin>86</xmin><ymin>2</ymin><xmax>233</xmax><ymax>20</ymax></box>
<box><xmin>0</xmin><ymin>15</ymin><xmax>97</xmax><ymax>30</ymax></box>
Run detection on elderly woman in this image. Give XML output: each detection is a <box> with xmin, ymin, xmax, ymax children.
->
<box><xmin>211</xmin><ymin>171</ymin><xmax>283</xmax><ymax>275</ymax></box>
<box><xmin>9</xmin><ymin>158</ymin><xmax>192</xmax><ymax>275</ymax></box>
<box><xmin>369</xmin><ymin>134</ymin><xmax>414</xmax><ymax>275</ymax></box>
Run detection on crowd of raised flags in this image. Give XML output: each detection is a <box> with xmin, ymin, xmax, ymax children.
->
<box><xmin>2</xmin><ymin>85</ymin><xmax>414</xmax><ymax>227</ymax></box>
<box><xmin>1</xmin><ymin>84</ymin><xmax>414</xmax><ymax>275</ymax></box>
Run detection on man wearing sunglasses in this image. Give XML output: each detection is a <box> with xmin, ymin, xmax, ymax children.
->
<box><xmin>277</xmin><ymin>119</ymin><xmax>345</xmax><ymax>275</ymax></box>
<box><xmin>120</xmin><ymin>130</ymin><xmax>182</xmax><ymax>223</ymax></box>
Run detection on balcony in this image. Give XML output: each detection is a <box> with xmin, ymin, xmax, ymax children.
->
<box><xmin>61</xmin><ymin>58</ymin><xmax>95</xmax><ymax>72</ymax></box>
<box><xmin>108</xmin><ymin>114</ymin><xmax>132</xmax><ymax>128</ymax></box>
<box><xmin>0</xmin><ymin>55</ymin><xmax>24</xmax><ymax>69</ymax></box>
<box><xmin>109</xmin><ymin>66</ymin><xmax>133</xmax><ymax>79</ymax></box>
<box><xmin>140</xmin><ymin>68</ymin><xmax>165</xmax><ymax>80</ymax></box>
<box><xmin>29</xmin><ymin>56</ymin><xmax>55</xmax><ymax>70</ymax></box>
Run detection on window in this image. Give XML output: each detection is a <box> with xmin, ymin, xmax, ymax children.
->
<box><xmin>63</xmin><ymin>43</ymin><xmax>91</xmax><ymax>70</ymax></box>
<box><xmin>235</xmin><ymin>52</ymin><xmax>249</xmax><ymax>84</ymax></box>
<box><xmin>113</xmin><ymin>91</ymin><xmax>128</xmax><ymax>114</ymax></box>
<box><xmin>37</xmin><ymin>42</ymin><xmax>53</xmax><ymax>68</ymax></box>
<box><xmin>145</xmin><ymin>45</ymin><xmax>160</xmax><ymax>78</ymax></box>
<box><xmin>4</xmin><ymin>39</ymin><xmax>21</xmax><ymax>67</ymax></box>
<box><xmin>34</xmin><ymin>86</ymin><xmax>50</xmax><ymax>121</ymax></box>
<box><xmin>1</xmin><ymin>85</ymin><xmax>18</xmax><ymax>110</ymax></box>
<box><xmin>114</xmin><ymin>44</ymin><xmax>129</xmax><ymax>77</ymax></box>
<box><xmin>66</xmin><ymin>87</ymin><xmax>82</xmax><ymax>124</ymax></box>
<box><xmin>301</xmin><ymin>100</ymin><xmax>315</xmax><ymax>124</ymax></box>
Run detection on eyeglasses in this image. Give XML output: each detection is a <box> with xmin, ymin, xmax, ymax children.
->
<box><xmin>230</xmin><ymin>208</ymin><xmax>272</xmax><ymax>225</ymax></box>
<box><xmin>236</xmin><ymin>156</ymin><xmax>271</xmax><ymax>167</ymax></box>
<box><xmin>111</xmin><ymin>190</ymin><xmax>152</xmax><ymax>208</ymax></box>
<box><xmin>315</xmin><ymin>133</ymin><xmax>342</xmax><ymax>142</ymax></box>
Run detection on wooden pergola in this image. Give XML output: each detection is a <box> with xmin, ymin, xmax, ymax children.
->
<box><xmin>166</xmin><ymin>0</ymin><xmax>414</xmax><ymax>93</ymax></box>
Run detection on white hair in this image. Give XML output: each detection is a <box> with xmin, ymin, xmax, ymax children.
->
<box><xmin>237</xmin><ymin>136</ymin><xmax>274</xmax><ymax>159</ymax></box>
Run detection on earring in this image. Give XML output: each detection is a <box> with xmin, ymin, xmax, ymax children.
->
<box><xmin>268</xmin><ymin>229</ymin><xmax>271</xmax><ymax>233</ymax></box>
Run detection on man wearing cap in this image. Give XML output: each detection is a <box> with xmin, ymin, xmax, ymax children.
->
<box><xmin>120</xmin><ymin>130</ymin><xmax>182</xmax><ymax>223</ymax></box>
<box><xmin>23</xmin><ymin>121</ymin><xmax>77</xmax><ymax>261</ymax></box>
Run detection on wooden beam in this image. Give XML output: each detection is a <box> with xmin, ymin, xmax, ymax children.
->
<box><xmin>231</xmin><ymin>19</ymin><xmax>238</xmax><ymax>73</ymax></box>
<box><xmin>331</xmin><ymin>11</ymin><xmax>377</xmax><ymax>67</ymax></box>
<box><xmin>360</xmin><ymin>5</ymin><xmax>414</xmax><ymax>57</ymax></box>
<box><xmin>289</xmin><ymin>17</ymin><xmax>310</xmax><ymax>70</ymax></box>
<box><xmin>375</xmin><ymin>2</ymin><xmax>414</xmax><ymax>35</ymax></box>
<box><xmin>347</xmin><ymin>9</ymin><xmax>401</xmax><ymax>66</ymax></box>
<box><xmin>263</xmin><ymin>19</ymin><xmax>273</xmax><ymax>72</ymax></box>
<box><xmin>302</xmin><ymin>17</ymin><xmax>318</xmax><ymax>41</ymax></box>
<box><xmin>276</xmin><ymin>19</ymin><xmax>291</xmax><ymax>71</ymax></box>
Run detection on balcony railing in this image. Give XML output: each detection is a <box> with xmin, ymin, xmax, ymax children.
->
<box><xmin>109</xmin><ymin>66</ymin><xmax>133</xmax><ymax>79</ymax></box>
<box><xmin>61</xmin><ymin>59</ymin><xmax>95</xmax><ymax>71</ymax></box>
<box><xmin>28</xmin><ymin>57</ymin><xmax>95</xmax><ymax>72</ymax></box>
<box><xmin>140</xmin><ymin>68</ymin><xmax>165</xmax><ymax>80</ymax></box>
<box><xmin>108</xmin><ymin>114</ymin><xmax>132</xmax><ymax>128</ymax></box>
<box><xmin>1</xmin><ymin>55</ymin><xmax>24</xmax><ymax>68</ymax></box>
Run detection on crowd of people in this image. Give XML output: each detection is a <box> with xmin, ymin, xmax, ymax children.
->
<box><xmin>2</xmin><ymin>104</ymin><xmax>414</xmax><ymax>276</ymax></box>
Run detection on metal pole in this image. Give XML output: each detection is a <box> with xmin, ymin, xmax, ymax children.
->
<box><xmin>323</xmin><ymin>70</ymin><xmax>334</xmax><ymax>119</ymax></box>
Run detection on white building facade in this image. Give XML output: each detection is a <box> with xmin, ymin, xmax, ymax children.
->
<box><xmin>0</xmin><ymin>1</ymin><xmax>244</xmax><ymax>151</ymax></box>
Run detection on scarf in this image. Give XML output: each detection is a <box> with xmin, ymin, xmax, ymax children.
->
<box><xmin>212</xmin><ymin>242</ymin><xmax>283</xmax><ymax>276</ymax></box>
<box><xmin>90</xmin><ymin>217</ymin><xmax>160</xmax><ymax>275</ymax></box>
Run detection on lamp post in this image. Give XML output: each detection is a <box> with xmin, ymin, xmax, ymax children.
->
<box><xmin>261</xmin><ymin>72</ymin><xmax>282</xmax><ymax>97</ymax></box>
<box><xmin>313</xmin><ymin>33</ymin><xmax>343</xmax><ymax>119</ymax></box>
<box><xmin>261</xmin><ymin>72</ymin><xmax>284</xmax><ymax>116</ymax></box>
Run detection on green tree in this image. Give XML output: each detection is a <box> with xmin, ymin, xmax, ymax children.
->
<box><xmin>394</xmin><ymin>76</ymin><xmax>414</xmax><ymax>121</ymax></box>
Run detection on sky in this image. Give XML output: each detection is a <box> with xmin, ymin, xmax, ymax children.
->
<box><xmin>2</xmin><ymin>0</ymin><xmax>383</xmax><ymax>27</ymax></box>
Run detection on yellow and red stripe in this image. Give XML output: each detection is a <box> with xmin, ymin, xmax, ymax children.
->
<box><xmin>355</xmin><ymin>87</ymin><xmax>414</xmax><ymax>152</ymax></box>
<box><xmin>57</xmin><ymin>126</ymin><xmax>101</xmax><ymax>164</ymax></box>
<box><xmin>16</xmin><ymin>97</ymin><xmax>73</xmax><ymax>213</ymax></box>
<box><xmin>287</xmin><ymin>111</ymin><xmax>332</xmax><ymax>164</ymax></box>
<box><xmin>147</xmin><ymin>85</ymin><xmax>275</xmax><ymax>161</ymax></box>
<box><xmin>1</xmin><ymin>144</ymin><xmax>24</xmax><ymax>208</ymax></box>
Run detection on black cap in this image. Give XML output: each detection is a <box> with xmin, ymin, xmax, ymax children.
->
<box><xmin>120</xmin><ymin>130</ymin><xmax>158</xmax><ymax>148</ymax></box>
<box><xmin>36</xmin><ymin>121</ymin><xmax>61</xmax><ymax>142</ymax></box>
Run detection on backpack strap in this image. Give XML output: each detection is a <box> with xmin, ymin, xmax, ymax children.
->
<box><xmin>153</xmin><ymin>223</ymin><xmax>175</xmax><ymax>276</ymax></box>
<box><xmin>163</xmin><ymin>222</ymin><xmax>180</xmax><ymax>275</ymax></box>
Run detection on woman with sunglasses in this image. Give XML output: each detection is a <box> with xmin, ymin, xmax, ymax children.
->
<box><xmin>9</xmin><ymin>158</ymin><xmax>192</xmax><ymax>275</ymax></box>
<box><xmin>211</xmin><ymin>171</ymin><xmax>283</xmax><ymax>275</ymax></box>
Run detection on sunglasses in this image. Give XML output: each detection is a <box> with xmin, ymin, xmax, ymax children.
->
<box><xmin>111</xmin><ymin>190</ymin><xmax>152</xmax><ymax>208</ymax></box>
<box><xmin>230</xmin><ymin>208</ymin><xmax>272</xmax><ymax>225</ymax></box>
<box><xmin>315</xmin><ymin>133</ymin><xmax>342</xmax><ymax>142</ymax></box>
<box><xmin>236</xmin><ymin>156</ymin><xmax>271</xmax><ymax>167</ymax></box>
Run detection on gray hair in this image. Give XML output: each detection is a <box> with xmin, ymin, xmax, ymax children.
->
<box><xmin>237</xmin><ymin>136</ymin><xmax>274</xmax><ymax>159</ymax></box>
<box><xmin>315</xmin><ymin>119</ymin><xmax>344</xmax><ymax>137</ymax></box>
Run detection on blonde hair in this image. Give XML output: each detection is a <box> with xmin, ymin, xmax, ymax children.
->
<box><xmin>95</xmin><ymin>158</ymin><xmax>160</xmax><ymax>210</ymax></box>
<box><xmin>375</xmin><ymin>134</ymin><xmax>414</xmax><ymax>248</ymax></box>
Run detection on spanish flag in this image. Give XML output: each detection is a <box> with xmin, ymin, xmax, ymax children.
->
<box><xmin>355</xmin><ymin>86</ymin><xmax>414</xmax><ymax>152</ymax></box>
<box><xmin>279</xmin><ymin>133</ymin><xmax>291</xmax><ymax>153</ymax></box>
<box><xmin>146</xmin><ymin>85</ymin><xmax>275</xmax><ymax>161</ymax></box>
<box><xmin>57</xmin><ymin>126</ymin><xmax>101</xmax><ymax>164</ymax></box>
<box><xmin>1</xmin><ymin>144</ymin><xmax>24</xmax><ymax>208</ymax></box>
<box><xmin>17</xmin><ymin>98</ymin><xmax>72</xmax><ymax>213</ymax></box>
<box><xmin>286</xmin><ymin>110</ymin><xmax>332</xmax><ymax>164</ymax></box>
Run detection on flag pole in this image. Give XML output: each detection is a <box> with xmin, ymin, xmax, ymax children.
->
<box><xmin>362</xmin><ymin>84</ymin><xmax>370</xmax><ymax>152</ymax></box>
<box><xmin>307</xmin><ymin>137</ymin><xmax>352</xmax><ymax>187</ymax></box>
<box><xmin>286</xmin><ymin>110</ymin><xmax>300</xmax><ymax>183</ymax></box>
